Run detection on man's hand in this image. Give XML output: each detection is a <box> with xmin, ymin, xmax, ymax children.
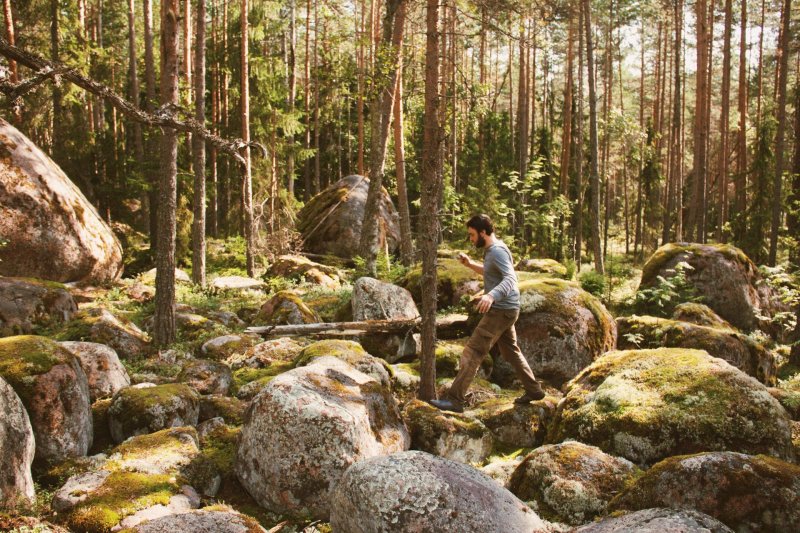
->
<box><xmin>476</xmin><ymin>294</ymin><xmax>494</xmax><ymax>313</ymax></box>
<box><xmin>457</xmin><ymin>252</ymin><xmax>471</xmax><ymax>267</ymax></box>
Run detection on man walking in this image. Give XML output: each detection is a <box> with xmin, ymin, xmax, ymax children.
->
<box><xmin>429</xmin><ymin>214</ymin><xmax>545</xmax><ymax>413</ymax></box>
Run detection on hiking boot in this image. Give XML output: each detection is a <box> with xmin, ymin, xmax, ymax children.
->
<box><xmin>427</xmin><ymin>398</ymin><xmax>464</xmax><ymax>413</ymax></box>
<box><xmin>514</xmin><ymin>385</ymin><xmax>546</xmax><ymax>404</ymax></box>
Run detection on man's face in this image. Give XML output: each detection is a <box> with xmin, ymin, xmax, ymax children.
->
<box><xmin>468</xmin><ymin>227</ymin><xmax>486</xmax><ymax>249</ymax></box>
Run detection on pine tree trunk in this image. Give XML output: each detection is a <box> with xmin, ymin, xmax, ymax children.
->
<box><xmin>50</xmin><ymin>0</ymin><xmax>62</xmax><ymax>161</ymax></box>
<box><xmin>3</xmin><ymin>0</ymin><xmax>20</xmax><ymax>122</ymax></box>
<box><xmin>663</xmin><ymin>0</ymin><xmax>682</xmax><ymax>245</ymax></box>
<box><xmin>241</xmin><ymin>0</ymin><xmax>255</xmax><ymax>276</ymax></box>
<box><xmin>768</xmin><ymin>0</ymin><xmax>791</xmax><ymax>265</ymax></box>
<box><xmin>286</xmin><ymin>0</ymin><xmax>296</xmax><ymax>197</ymax></box>
<box><xmin>788</xmin><ymin>81</ymin><xmax>800</xmax><ymax>266</ymax></box>
<box><xmin>144</xmin><ymin>0</ymin><xmax>159</xmax><ymax>248</ymax></box>
<box><xmin>582</xmin><ymin>0</ymin><xmax>603</xmax><ymax>274</ymax></box>
<box><xmin>154</xmin><ymin>0</ymin><xmax>180</xmax><ymax>346</ymax></box>
<box><xmin>192</xmin><ymin>0</ymin><xmax>207</xmax><ymax>286</ymax></box>
<box><xmin>735</xmin><ymin>0</ymin><xmax>748</xmax><ymax>238</ymax></box>
<box><xmin>418</xmin><ymin>0</ymin><xmax>442</xmax><ymax>401</ymax></box>
<box><xmin>393</xmin><ymin>63</ymin><xmax>415</xmax><ymax>265</ymax></box>
<box><xmin>692</xmin><ymin>0</ymin><xmax>709</xmax><ymax>243</ymax></box>
<box><xmin>127</xmin><ymin>0</ymin><xmax>147</xmax><ymax>233</ymax></box>
<box><xmin>718</xmin><ymin>0</ymin><xmax>732</xmax><ymax>241</ymax></box>
<box><xmin>303</xmin><ymin>0</ymin><xmax>312</xmax><ymax>198</ymax></box>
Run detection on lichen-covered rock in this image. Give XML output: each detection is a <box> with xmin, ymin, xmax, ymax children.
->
<box><xmin>253</xmin><ymin>290</ymin><xmax>320</xmax><ymax>325</ymax></box>
<box><xmin>267</xmin><ymin>255</ymin><xmax>343</xmax><ymax>289</ymax></box>
<box><xmin>297</xmin><ymin>175</ymin><xmax>400</xmax><ymax>259</ymax></box>
<box><xmin>547</xmin><ymin>348</ymin><xmax>794</xmax><ymax>465</ymax></box>
<box><xmin>400</xmin><ymin>258</ymin><xmax>482</xmax><ymax>308</ymax></box>
<box><xmin>0</xmin><ymin>277</ymin><xmax>77</xmax><ymax>337</ymax></box>
<box><xmin>609</xmin><ymin>452</ymin><xmax>800</xmax><ymax>532</ymax></box>
<box><xmin>639</xmin><ymin>242</ymin><xmax>784</xmax><ymax>333</ymax></box>
<box><xmin>0</xmin><ymin>335</ymin><xmax>92</xmax><ymax>464</ymax></box>
<box><xmin>57</xmin><ymin>307</ymin><xmax>151</xmax><ymax>359</ymax></box>
<box><xmin>616</xmin><ymin>315</ymin><xmax>776</xmax><ymax>385</ymax></box>
<box><xmin>403</xmin><ymin>400</ymin><xmax>494</xmax><ymax>464</ymax></box>
<box><xmin>199</xmin><ymin>395</ymin><xmax>246</xmax><ymax>425</ymax></box>
<box><xmin>108</xmin><ymin>383</ymin><xmax>200</xmax><ymax>443</ymax></box>
<box><xmin>224</xmin><ymin>337</ymin><xmax>303</xmax><ymax>369</ymax></box>
<box><xmin>61</xmin><ymin>341</ymin><xmax>131</xmax><ymax>400</ymax></box>
<box><xmin>352</xmin><ymin>277</ymin><xmax>419</xmax><ymax>321</ymax></box>
<box><xmin>329</xmin><ymin>450</ymin><xmax>548</xmax><ymax>533</ymax></box>
<box><xmin>0</xmin><ymin>375</ymin><xmax>35</xmax><ymax>508</ymax></box>
<box><xmin>575</xmin><ymin>508</ymin><xmax>734</xmax><ymax>532</ymax></box>
<box><xmin>54</xmin><ymin>427</ymin><xmax>203</xmax><ymax>532</ymax></box>
<box><xmin>0</xmin><ymin>118</ymin><xmax>123</xmax><ymax>283</ymax></box>
<box><xmin>200</xmin><ymin>333</ymin><xmax>261</xmax><ymax>362</ymax></box>
<box><xmin>127</xmin><ymin>508</ymin><xmax>267</xmax><ymax>532</ymax></box>
<box><xmin>231</xmin><ymin>360</ymin><xmax>296</xmax><ymax>401</ymax></box>
<box><xmin>294</xmin><ymin>339</ymin><xmax>392</xmax><ymax>388</ymax></box>
<box><xmin>513</xmin><ymin>278</ymin><xmax>616</xmax><ymax>386</ymax></box>
<box><xmin>210</xmin><ymin>275</ymin><xmax>266</xmax><ymax>291</ymax></box>
<box><xmin>473</xmin><ymin>396</ymin><xmax>555</xmax><ymax>448</ymax></box>
<box><xmin>507</xmin><ymin>441</ymin><xmax>639</xmax><ymax>525</ymax></box>
<box><xmin>516</xmin><ymin>258</ymin><xmax>569</xmax><ymax>278</ymax></box>
<box><xmin>234</xmin><ymin>356</ymin><xmax>409</xmax><ymax>520</ymax></box>
<box><xmin>177</xmin><ymin>360</ymin><xmax>233</xmax><ymax>396</ymax></box>
<box><xmin>672</xmin><ymin>302</ymin><xmax>734</xmax><ymax>329</ymax></box>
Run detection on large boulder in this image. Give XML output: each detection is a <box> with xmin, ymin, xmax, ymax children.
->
<box><xmin>58</xmin><ymin>307</ymin><xmax>151</xmax><ymax>359</ymax></box>
<box><xmin>513</xmin><ymin>278</ymin><xmax>616</xmax><ymax>386</ymax></box>
<box><xmin>297</xmin><ymin>175</ymin><xmax>400</xmax><ymax>258</ymax></box>
<box><xmin>60</xmin><ymin>341</ymin><xmax>131</xmax><ymax>401</ymax></box>
<box><xmin>400</xmin><ymin>258</ymin><xmax>482</xmax><ymax>308</ymax></box>
<box><xmin>329</xmin><ymin>450</ymin><xmax>548</xmax><ymax>533</ymax></box>
<box><xmin>575</xmin><ymin>508</ymin><xmax>734</xmax><ymax>532</ymax></box>
<box><xmin>507</xmin><ymin>441</ymin><xmax>640</xmax><ymax>526</ymax></box>
<box><xmin>616</xmin><ymin>315</ymin><xmax>776</xmax><ymax>385</ymax></box>
<box><xmin>0</xmin><ymin>277</ymin><xmax>77</xmax><ymax>336</ymax></box>
<box><xmin>0</xmin><ymin>118</ymin><xmax>123</xmax><ymax>283</ymax></box>
<box><xmin>253</xmin><ymin>290</ymin><xmax>320</xmax><ymax>325</ymax></box>
<box><xmin>0</xmin><ymin>335</ymin><xmax>92</xmax><ymax>464</ymax></box>
<box><xmin>108</xmin><ymin>383</ymin><xmax>200</xmax><ymax>443</ymax></box>
<box><xmin>352</xmin><ymin>277</ymin><xmax>419</xmax><ymax>321</ymax></box>
<box><xmin>0</xmin><ymin>375</ymin><xmax>35</xmax><ymax>508</ymax></box>
<box><xmin>177</xmin><ymin>359</ymin><xmax>233</xmax><ymax>396</ymax></box>
<box><xmin>609</xmin><ymin>452</ymin><xmax>800</xmax><ymax>532</ymax></box>
<box><xmin>547</xmin><ymin>348</ymin><xmax>794</xmax><ymax>465</ymax></box>
<box><xmin>127</xmin><ymin>509</ymin><xmax>266</xmax><ymax>532</ymax></box>
<box><xmin>516</xmin><ymin>258</ymin><xmax>569</xmax><ymax>278</ymax></box>
<box><xmin>638</xmin><ymin>243</ymin><xmax>783</xmax><ymax>332</ymax></box>
<box><xmin>235</xmin><ymin>356</ymin><xmax>409</xmax><ymax>520</ymax></box>
<box><xmin>293</xmin><ymin>339</ymin><xmax>392</xmax><ymax>388</ymax></box>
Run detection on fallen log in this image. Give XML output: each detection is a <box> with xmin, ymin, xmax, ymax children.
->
<box><xmin>246</xmin><ymin>314</ymin><xmax>470</xmax><ymax>339</ymax></box>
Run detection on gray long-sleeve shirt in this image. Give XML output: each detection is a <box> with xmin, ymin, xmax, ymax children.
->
<box><xmin>483</xmin><ymin>240</ymin><xmax>520</xmax><ymax>310</ymax></box>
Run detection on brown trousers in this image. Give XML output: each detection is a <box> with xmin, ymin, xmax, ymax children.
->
<box><xmin>447</xmin><ymin>308</ymin><xmax>539</xmax><ymax>403</ymax></box>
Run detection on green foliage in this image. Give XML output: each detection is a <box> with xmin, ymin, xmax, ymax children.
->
<box><xmin>352</xmin><ymin>253</ymin><xmax>408</xmax><ymax>283</ymax></box>
<box><xmin>757</xmin><ymin>264</ymin><xmax>799</xmax><ymax>336</ymax></box>
<box><xmin>579</xmin><ymin>270</ymin><xmax>607</xmax><ymax>297</ymax></box>
<box><xmin>636</xmin><ymin>262</ymin><xmax>703</xmax><ymax>317</ymax></box>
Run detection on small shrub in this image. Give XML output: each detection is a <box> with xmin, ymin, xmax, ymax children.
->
<box><xmin>579</xmin><ymin>270</ymin><xmax>607</xmax><ymax>297</ymax></box>
<box><xmin>635</xmin><ymin>261</ymin><xmax>702</xmax><ymax>317</ymax></box>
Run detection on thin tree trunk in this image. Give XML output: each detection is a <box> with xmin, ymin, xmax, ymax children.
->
<box><xmin>303</xmin><ymin>0</ymin><xmax>312</xmax><ymax>198</ymax></box>
<box><xmin>418</xmin><ymin>0</ymin><xmax>442</xmax><ymax>401</ymax></box>
<box><xmin>768</xmin><ymin>0</ymin><xmax>791</xmax><ymax>265</ymax></box>
<box><xmin>144</xmin><ymin>0</ymin><xmax>159</xmax><ymax>248</ymax></box>
<box><xmin>3</xmin><ymin>0</ymin><xmax>20</xmax><ymax>122</ymax></box>
<box><xmin>756</xmin><ymin>0</ymin><xmax>765</xmax><ymax>127</ymax></box>
<box><xmin>788</xmin><ymin>78</ymin><xmax>800</xmax><ymax>266</ymax></box>
<box><xmin>312</xmin><ymin>1</ymin><xmax>321</xmax><ymax>194</ymax></box>
<box><xmin>192</xmin><ymin>0</ymin><xmax>206</xmax><ymax>286</ymax></box>
<box><xmin>582</xmin><ymin>0</ymin><xmax>603</xmax><ymax>274</ymax></box>
<box><xmin>718</xmin><ymin>0</ymin><xmax>733</xmax><ymax>241</ymax></box>
<box><xmin>735</xmin><ymin>0</ymin><xmax>748</xmax><ymax>235</ymax></box>
<box><xmin>635</xmin><ymin>20</ymin><xmax>644</xmax><ymax>256</ymax></box>
<box><xmin>663</xmin><ymin>0</ymin><xmax>682</xmax><ymax>245</ymax></box>
<box><xmin>286</xmin><ymin>0</ymin><xmax>296</xmax><ymax>197</ymax></box>
<box><xmin>50</xmin><ymin>0</ymin><xmax>62</xmax><ymax>160</ymax></box>
<box><xmin>241</xmin><ymin>0</ymin><xmax>255</xmax><ymax>276</ymax></box>
<box><xmin>393</xmin><ymin>62</ymin><xmax>414</xmax><ymax>265</ymax></box>
<box><xmin>575</xmin><ymin>0</ymin><xmax>585</xmax><ymax>265</ymax></box>
<box><xmin>128</xmin><ymin>0</ymin><xmax>147</xmax><ymax>233</ymax></box>
<box><xmin>208</xmin><ymin>3</ymin><xmax>218</xmax><ymax>237</ymax></box>
<box><xmin>154</xmin><ymin>0</ymin><xmax>180</xmax><ymax>346</ymax></box>
<box><xmin>692</xmin><ymin>0</ymin><xmax>709</xmax><ymax>242</ymax></box>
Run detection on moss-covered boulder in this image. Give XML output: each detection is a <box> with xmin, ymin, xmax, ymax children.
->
<box><xmin>547</xmin><ymin>348</ymin><xmax>794</xmax><ymax>465</ymax></box>
<box><xmin>231</xmin><ymin>361</ymin><xmax>296</xmax><ymax>400</ymax></box>
<box><xmin>402</xmin><ymin>400</ymin><xmax>494</xmax><ymax>464</ymax></box>
<box><xmin>297</xmin><ymin>175</ymin><xmax>401</xmax><ymax>259</ymax></box>
<box><xmin>672</xmin><ymin>302</ymin><xmax>734</xmax><ymax>329</ymax></box>
<box><xmin>61</xmin><ymin>341</ymin><xmax>131</xmax><ymax>401</ymax></box>
<box><xmin>266</xmin><ymin>254</ymin><xmax>342</xmax><ymax>289</ymax></box>
<box><xmin>177</xmin><ymin>360</ymin><xmax>233</xmax><ymax>396</ymax></box>
<box><xmin>473</xmin><ymin>396</ymin><xmax>555</xmax><ymax>448</ymax></box>
<box><xmin>575</xmin><ymin>508</ymin><xmax>734</xmax><ymax>532</ymax></box>
<box><xmin>0</xmin><ymin>277</ymin><xmax>77</xmax><ymax>337</ymax></box>
<box><xmin>53</xmin><ymin>427</ymin><xmax>204</xmax><ymax>532</ymax></box>
<box><xmin>400</xmin><ymin>258</ymin><xmax>482</xmax><ymax>308</ymax></box>
<box><xmin>294</xmin><ymin>339</ymin><xmax>392</xmax><ymax>388</ymax></box>
<box><xmin>639</xmin><ymin>243</ymin><xmax>784</xmax><ymax>333</ymax></box>
<box><xmin>199</xmin><ymin>333</ymin><xmax>261</xmax><ymax>362</ymax></box>
<box><xmin>0</xmin><ymin>118</ymin><xmax>123</xmax><ymax>283</ymax></box>
<box><xmin>108</xmin><ymin>383</ymin><xmax>200</xmax><ymax>443</ymax></box>
<box><xmin>507</xmin><ymin>441</ymin><xmax>640</xmax><ymax>526</ymax></box>
<box><xmin>512</xmin><ymin>278</ymin><xmax>616</xmax><ymax>386</ymax></box>
<box><xmin>198</xmin><ymin>395</ymin><xmax>246</xmax><ymax>426</ymax></box>
<box><xmin>616</xmin><ymin>315</ymin><xmax>776</xmax><ymax>385</ymax></box>
<box><xmin>224</xmin><ymin>337</ymin><xmax>303</xmax><ymax>370</ymax></box>
<box><xmin>516</xmin><ymin>258</ymin><xmax>569</xmax><ymax>278</ymax></box>
<box><xmin>57</xmin><ymin>307</ymin><xmax>151</xmax><ymax>359</ymax></box>
<box><xmin>0</xmin><ymin>375</ymin><xmax>35</xmax><ymax>508</ymax></box>
<box><xmin>609</xmin><ymin>451</ymin><xmax>800</xmax><ymax>532</ymax></box>
<box><xmin>253</xmin><ymin>290</ymin><xmax>320</xmax><ymax>326</ymax></box>
<box><xmin>234</xmin><ymin>356</ymin><xmax>409</xmax><ymax>520</ymax></box>
<box><xmin>126</xmin><ymin>508</ymin><xmax>266</xmax><ymax>532</ymax></box>
<box><xmin>0</xmin><ymin>335</ymin><xmax>92</xmax><ymax>464</ymax></box>
<box><xmin>329</xmin><ymin>450</ymin><xmax>548</xmax><ymax>533</ymax></box>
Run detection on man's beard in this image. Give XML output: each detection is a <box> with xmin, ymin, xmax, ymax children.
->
<box><xmin>474</xmin><ymin>235</ymin><xmax>486</xmax><ymax>249</ymax></box>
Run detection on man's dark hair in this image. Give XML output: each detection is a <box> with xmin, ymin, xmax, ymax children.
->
<box><xmin>466</xmin><ymin>214</ymin><xmax>494</xmax><ymax>235</ymax></box>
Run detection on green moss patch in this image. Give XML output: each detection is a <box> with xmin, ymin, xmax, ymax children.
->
<box><xmin>641</xmin><ymin>243</ymin><xmax>753</xmax><ymax>286</ymax></box>
<box><xmin>0</xmin><ymin>335</ymin><xmax>74</xmax><ymax>402</ymax></box>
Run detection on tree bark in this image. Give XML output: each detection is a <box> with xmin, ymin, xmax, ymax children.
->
<box><xmin>582</xmin><ymin>0</ymin><xmax>603</xmax><ymax>274</ymax></box>
<box><xmin>692</xmin><ymin>0</ymin><xmax>709</xmax><ymax>243</ymax></box>
<box><xmin>393</xmin><ymin>62</ymin><xmax>415</xmax><ymax>265</ymax></box>
<box><xmin>192</xmin><ymin>0</ymin><xmax>207</xmax><ymax>286</ymax></box>
<box><xmin>144</xmin><ymin>0</ymin><xmax>159</xmax><ymax>247</ymax></box>
<box><xmin>3</xmin><ymin>0</ymin><xmax>19</xmax><ymax>122</ymax></box>
<box><xmin>286</xmin><ymin>0</ymin><xmax>296</xmax><ymax>197</ymax></box>
<box><xmin>718</xmin><ymin>0</ymin><xmax>733</xmax><ymax>241</ymax></box>
<box><xmin>154</xmin><ymin>0</ymin><xmax>180</xmax><ymax>346</ymax></box>
<box><xmin>768</xmin><ymin>0</ymin><xmax>791</xmax><ymax>265</ymax></box>
<box><xmin>663</xmin><ymin>0</ymin><xmax>682</xmax><ymax>245</ymax></box>
<box><xmin>50</xmin><ymin>0</ymin><xmax>62</xmax><ymax>161</ymax></box>
<box><xmin>418</xmin><ymin>0</ymin><xmax>442</xmax><ymax>401</ymax></box>
<box><xmin>735</xmin><ymin>0</ymin><xmax>748</xmax><ymax>238</ymax></box>
<box><xmin>241</xmin><ymin>0</ymin><xmax>255</xmax><ymax>276</ymax></box>
<box><xmin>788</xmin><ymin>80</ymin><xmax>800</xmax><ymax>266</ymax></box>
